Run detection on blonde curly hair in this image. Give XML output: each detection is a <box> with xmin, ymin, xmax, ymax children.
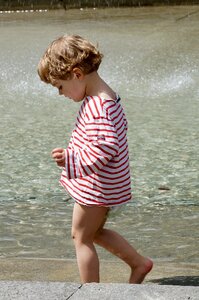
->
<box><xmin>38</xmin><ymin>34</ymin><xmax>103</xmax><ymax>84</ymax></box>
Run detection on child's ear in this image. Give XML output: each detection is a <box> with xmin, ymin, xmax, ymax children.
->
<box><xmin>72</xmin><ymin>68</ymin><xmax>84</xmax><ymax>80</ymax></box>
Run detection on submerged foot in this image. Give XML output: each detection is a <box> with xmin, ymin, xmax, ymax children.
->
<box><xmin>129</xmin><ymin>257</ymin><xmax>153</xmax><ymax>284</ymax></box>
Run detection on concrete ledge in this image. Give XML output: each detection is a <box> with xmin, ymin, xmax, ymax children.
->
<box><xmin>74</xmin><ymin>283</ymin><xmax>199</xmax><ymax>300</ymax></box>
<box><xmin>0</xmin><ymin>281</ymin><xmax>199</xmax><ymax>300</ymax></box>
<box><xmin>1</xmin><ymin>259</ymin><xmax>198</xmax><ymax>299</ymax></box>
<box><xmin>0</xmin><ymin>281</ymin><xmax>80</xmax><ymax>300</ymax></box>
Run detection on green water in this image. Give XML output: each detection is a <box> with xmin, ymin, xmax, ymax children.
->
<box><xmin>0</xmin><ymin>7</ymin><xmax>198</xmax><ymax>263</ymax></box>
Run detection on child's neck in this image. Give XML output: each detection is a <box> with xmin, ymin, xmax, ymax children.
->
<box><xmin>85</xmin><ymin>72</ymin><xmax>116</xmax><ymax>100</ymax></box>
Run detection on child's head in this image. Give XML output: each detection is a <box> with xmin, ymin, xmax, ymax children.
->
<box><xmin>38</xmin><ymin>34</ymin><xmax>103</xmax><ymax>85</ymax></box>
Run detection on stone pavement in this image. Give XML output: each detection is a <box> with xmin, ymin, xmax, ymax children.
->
<box><xmin>0</xmin><ymin>281</ymin><xmax>199</xmax><ymax>300</ymax></box>
<box><xmin>0</xmin><ymin>259</ymin><xmax>198</xmax><ymax>299</ymax></box>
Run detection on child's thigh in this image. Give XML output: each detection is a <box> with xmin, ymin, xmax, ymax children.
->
<box><xmin>72</xmin><ymin>202</ymin><xmax>108</xmax><ymax>240</ymax></box>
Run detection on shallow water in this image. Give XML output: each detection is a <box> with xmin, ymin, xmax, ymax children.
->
<box><xmin>0</xmin><ymin>7</ymin><xmax>199</xmax><ymax>263</ymax></box>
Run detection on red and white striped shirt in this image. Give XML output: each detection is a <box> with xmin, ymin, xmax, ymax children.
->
<box><xmin>60</xmin><ymin>95</ymin><xmax>132</xmax><ymax>207</ymax></box>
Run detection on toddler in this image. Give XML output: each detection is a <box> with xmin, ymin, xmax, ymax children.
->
<box><xmin>38</xmin><ymin>34</ymin><xmax>153</xmax><ymax>283</ymax></box>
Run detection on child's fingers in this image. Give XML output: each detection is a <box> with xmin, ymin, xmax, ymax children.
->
<box><xmin>54</xmin><ymin>154</ymin><xmax>63</xmax><ymax>160</ymax></box>
<box><xmin>51</xmin><ymin>148</ymin><xmax>64</xmax><ymax>155</ymax></box>
<box><xmin>51</xmin><ymin>149</ymin><xmax>64</xmax><ymax>159</ymax></box>
<box><xmin>52</xmin><ymin>152</ymin><xmax>64</xmax><ymax>160</ymax></box>
<box><xmin>51</xmin><ymin>148</ymin><xmax>65</xmax><ymax>167</ymax></box>
<box><xmin>51</xmin><ymin>148</ymin><xmax>64</xmax><ymax>160</ymax></box>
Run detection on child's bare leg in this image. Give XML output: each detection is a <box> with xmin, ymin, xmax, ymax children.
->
<box><xmin>94</xmin><ymin>228</ymin><xmax>153</xmax><ymax>283</ymax></box>
<box><xmin>71</xmin><ymin>202</ymin><xmax>109</xmax><ymax>283</ymax></box>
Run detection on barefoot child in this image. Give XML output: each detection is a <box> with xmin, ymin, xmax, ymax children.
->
<box><xmin>38</xmin><ymin>34</ymin><xmax>153</xmax><ymax>283</ymax></box>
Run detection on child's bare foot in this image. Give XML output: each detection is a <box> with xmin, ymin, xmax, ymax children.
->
<box><xmin>129</xmin><ymin>257</ymin><xmax>153</xmax><ymax>284</ymax></box>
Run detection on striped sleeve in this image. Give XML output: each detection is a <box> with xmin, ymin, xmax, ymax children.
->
<box><xmin>64</xmin><ymin>115</ymin><xmax>119</xmax><ymax>179</ymax></box>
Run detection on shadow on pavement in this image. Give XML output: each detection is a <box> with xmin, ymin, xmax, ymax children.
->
<box><xmin>150</xmin><ymin>276</ymin><xmax>199</xmax><ymax>286</ymax></box>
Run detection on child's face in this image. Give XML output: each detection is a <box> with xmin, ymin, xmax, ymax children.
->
<box><xmin>53</xmin><ymin>73</ymin><xmax>86</xmax><ymax>102</ymax></box>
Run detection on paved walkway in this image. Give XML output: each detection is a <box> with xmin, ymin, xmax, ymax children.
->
<box><xmin>0</xmin><ymin>281</ymin><xmax>199</xmax><ymax>300</ymax></box>
<box><xmin>0</xmin><ymin>259</ymin><xmax>198</xmax><ymax>299</ymax></box>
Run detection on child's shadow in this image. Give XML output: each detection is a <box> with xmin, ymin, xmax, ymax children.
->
<box><xmin>150</xmin><ymin>276</ymin><xmax>199</xmax><ymax>286</ymax></box>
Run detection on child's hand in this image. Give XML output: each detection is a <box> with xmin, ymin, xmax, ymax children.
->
<box><xmin>51</xmin><ymin>148</ymin><xmax>65</xmax><ymax>167</ymax></box>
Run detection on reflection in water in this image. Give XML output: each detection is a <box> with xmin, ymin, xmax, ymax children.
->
<box><xmin>0</xmin><ymin>7</ymin><xmax>198</xmax><ymax>263</ymax></box>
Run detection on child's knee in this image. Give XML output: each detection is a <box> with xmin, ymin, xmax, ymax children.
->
<box><xmin>71</xmin><ymin>227</ymin><xmax>77</xmax><ymax>241</ymax></box>
<box><xmin>71</xmin><ymin>230</ymin><xmax>82</xmax><ymax>246</ymax></box>
<box><xmin>71</xmin><ymin>227</ymin><xmax>93</xmax><ymax>244</ymax></box>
